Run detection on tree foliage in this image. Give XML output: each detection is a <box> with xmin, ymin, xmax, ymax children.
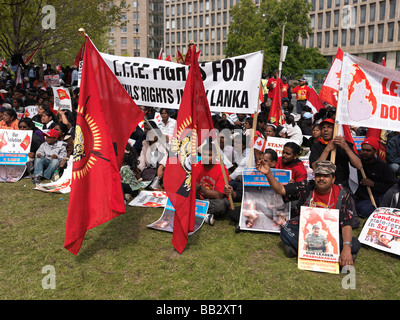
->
<box><xmin>225</xmin><ymin>0</ymin><xmax>329</xmax><ymax>77</ymax></box>
<box><xmin>0</xmin><ymin>0</ymin><xmax>125</xmax><ymax>66</ymax></box>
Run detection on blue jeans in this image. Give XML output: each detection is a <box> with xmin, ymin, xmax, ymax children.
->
<box><xmin>34</xmin><ymin>157</ymin><xmax>60</xmax><ymax>179</ymax></box>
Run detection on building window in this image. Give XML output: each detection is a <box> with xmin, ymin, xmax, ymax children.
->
<box><xmin>388</xmin><ymin>22</ymin><xmax>394</xmax><ymax>42</ymax></box>
<box><xmin>378</xmin><ymin>24</ymin><xmax>384</xmax><ymax>43</ymax></box>
<box><xmin>317</xmin><ymin>32</ymin><xmax>322</xmax><ymax>48</ymax></box>
<box><xmin>350</xmin><ymin>28</ymin><xmax>356</xmax><ymax>45</ymax></box>
<box><xmin>326</xmin><ymin>12</ymin><xmax>331</xmax><ymax>28</ymax></box>
<box><xmin>368</xmin><ymin>25</ymin><xmax>374</xmax><ymax>43</ymax></box>
<box><xmin>379</xmin><ymin>1</ymin><xmax>386</xmax><ymax>20</ymax></box>
<box><xmin>341</xmin><ymin>29</ymin><xmax>347</xmax><ymax>46</ymax></box>
<box><xmin>360</xmin><ymin>5</ymin><xmax>366</xmax><ymax>23</ymax></box>
<box><xmin>325</xmin><ymin>31</ymin><xmax>330</xmax><ymax>48</ymax></box>
<box><xmin>389</xmin><ymin>0</ymin><xmax>396</xmax><ymax>19</ymax></box>
<box><xmin>309</xmin><ymin>33</ymin><xmax>314</xmax><ymax>47</ymax></box>
<box><xmin>369</xmin><ymin>3</ymin><xmax>376</xmax><ymax>22</ymax></box>
<box><xmin>121</xmin><ymin>38</ymin><xmax>127</xmax><ymax>46</ymax></box>
<box><xmin>318</xmin><ymin>13</ymin><xmax>323</xmax><ymax>29</ymax></box>
<box><xmin>359</xmin><ymin>26</ymin><xmax>365</xmax><ymax>44</ymax></box>
<box><xmin>334</xmin><ymin>10</ymin><xmax>339</xmax><ymax>27</ymax></box>
<box><xmin>333</xmin><ymin>30</ymin><xmax>338</xmax><ymax>46</ymax></box>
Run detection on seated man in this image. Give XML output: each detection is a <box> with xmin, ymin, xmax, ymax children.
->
<box><xmin>196</xmin><ymin>143</ymin><xmax>230</xmax><ymax>221</ymax></box>
<box><xmin>32</xmin><ymin>129</ymin><xmax>67</xmax><ymax>183</ymax></box>
<box><xmin>309</xmin><ymin>118</ymin><xmax>362</xmax><ymax>189</ymax></box>
<box><xmin>355</xmin><ymin>137</ymin><xmax>396</xmax><ymax>218</ymax></box>
<box><xmin>386</xmin><ymin>132</ymin><xmax>400</xmax><ymax>178</ymax></box>
<box><xmin>275</xmin><ymin>142</ymin><xmax>307</xmax><ymax>183</ymax></box>
<box><xmin>256</xmin><ymin>159</ymin><xmax>360</xmax><ymax>267</ymax></box>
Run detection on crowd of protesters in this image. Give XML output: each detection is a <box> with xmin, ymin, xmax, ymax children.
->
<box><xmin>2</xmin><ymin>61</ymin><xmax>400</xmax><ymax>266</ymax></box>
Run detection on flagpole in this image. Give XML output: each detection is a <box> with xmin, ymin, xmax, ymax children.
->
<box><xmin>248</xmin><ymin>51</ymin><xmax>264</xmax><ymax>168</ymax></box>
<box><xmin>214</xmin><ymin>139</ymin><xmax>235</xmax><ymax>210</ymax></box>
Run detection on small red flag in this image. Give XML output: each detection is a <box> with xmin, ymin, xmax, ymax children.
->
<box><xmin>64</xmin><ymin>37</ymin><xmax>144</xmax><ymax>255</ymax></box>
<box><xmin>306</xmin><ymin>86</ymin><xmax>325</xmax><ymax>114</ymax></box>
<box><xmin>164</xmin><ymin>44</ymin><xmax>214</xmax><ymax>253</ymax></box>
<box><xmin>176</xmin><ymin>49</ymin><xmax>184</xmax><ymax>64</ymax></box>
<box><xmin>24</xmin><ymin>43</ymin><xmax>43</xmax><ymax>65</ymax></box>
<box><xmin>319</xmin><ymin>48</ymin><xmax>343</xmax><ymax>107</ymax></box>
<box><xmin>72</xmin><ymin>40</ymin><xmax>86</xmax><ymax>68</ymax></box>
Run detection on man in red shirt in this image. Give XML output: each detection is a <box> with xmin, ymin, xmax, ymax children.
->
<box><xmin>266</xmin><ymin>70</ymin><xmax>283</xmax><ymax>107</ymax></box>
<box><xmin>292</xmin><ymin>77</ymin><xmax>311</xmax><ymax>114</ymax></box>
<box><xmin>275</xmin><ymin>142</ymin><xmax>308</xmax><ymax>183</ymax></box>
<box><xmin>195</xmin><ymin>143</ymin><xmax>230</xmax><ymax>221</ymax></box>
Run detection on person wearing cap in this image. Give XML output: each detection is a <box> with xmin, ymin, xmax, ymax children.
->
<box><xmin>309</xmin><ymin>117</ymin><xmax>362</xmax><ymax>189</ymax></box>
<box><xmin>292</xmin><ymin>77</ymin><xmax>311</xmax><ymax>114</ymax></box>
<box><xmin>304</xmin><ymin>224</ymin><xmax>328</xmax><ymax>253</ymax></box>
<box><xmin>256</xmin><ymin>159</ymin><xmax>360</xmax><ymax>266</ymax></box>
<box><xmin>354</xmin><ymin>136</ymin><xmax>396</xmax><ymax>218</ymax></box>
<box><xmin>32</xmin><ymin>128</ymin><xmax>67</xmax><ymax>183</ymax></box>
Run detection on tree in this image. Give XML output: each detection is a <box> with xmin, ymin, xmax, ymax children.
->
<box><xmin>0</xmin><ymin>0</ymin><xmax>125</xmax><ymax>66</ymax></box>
<box><xmin>226</xmin><ymin>0</ymin><xmax>328</xmax><ymax>77</ymax></box>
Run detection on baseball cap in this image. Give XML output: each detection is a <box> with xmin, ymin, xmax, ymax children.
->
<box><xmin>43</xmin><ymin>128</ymin><xmax>59</xmax><ymax>139</ymax></box>
<box><xmin>315</xmin><ymin>160</ymin><xmax>336</xmax><ymax>175</ymax></box>
<box><xmin>298</xmin><ymin>77</ymin><xmax>307</xmax><ymax>82</ymax></box>
<box><xmin>362</xmin><ymin>136</ymin><xmax>380</xmax><ymax>151</ymax></box>
<box><xmin>320</xmin><ymin>118</ymin><xmax>335</xmax><ymax>125</ymax></box>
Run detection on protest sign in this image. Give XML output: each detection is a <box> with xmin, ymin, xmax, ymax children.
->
<box><xmin>99</xmin><ymin>51</ymin><xmax>263</xmax><ymax>114</ymax></box>
<box><xmin>24</xmin><ymin>105</ymin><xmax>39</xmax><ymax>119</ymax></box>
<box><xmin>298</xmin><ymin>206</ymin><xmax>340</xmax><ymax>274</ymax></box>
<box><xmin>128</xmin><ymin>190</ymin><xmax>167</xmax><ymax>208</ymax></box>
<box><xmin>44</xmin><ymin>75</ymin><xmax>60</xmax><ymax>87</ymax></box>
<box><xmin>336</xmin><ymin>53</ymin><xmax>400</xmax><ymax>132</ymax></box>
<box><xmin>147</xmin><ymin>199</ymin><xmax>209</xmax><ymax>235</ymax></box>
<box><xmin>352</xmin><ymin>136</ymin><xmax>365</xmax><ymax>151</ymax></box>
<box><xmin>0</xmin><ymin>129</ymin><xmax>32</xmax><ymax>182</ymax></box>
<box><xmin>254</xmin><ymin>136</ymin><xmax>295</xmax><ymax>157</ymax></box>
<box><xmin>359</xmin><ymin>207</ymin><xmax>400</xmax><ymax>256</ymax></box>
<box><xmin>239</xmin><ymin>168</ymin><xmax>291</xmax><ymax>232</ymax></box>
<box><xmin>52</xmin><ymin>87</ymin><xmax>72</xmax><ymax>111</ymax></box>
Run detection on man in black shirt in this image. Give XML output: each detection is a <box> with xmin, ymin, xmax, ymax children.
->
<box><xmin>355</xmin><ymin>136</ymin><xmax>396</xmax><ymax>218</ymax></box>
<box><xmin>309</xmin><ymin>118</ymin><xmax>362</xmax><ymax>189</ymax></box>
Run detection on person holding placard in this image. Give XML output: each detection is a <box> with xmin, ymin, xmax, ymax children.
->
<box><xmin>256</xmin><ymin>159</ymin><xmax>360</xmax><ymax>266</ymax></box>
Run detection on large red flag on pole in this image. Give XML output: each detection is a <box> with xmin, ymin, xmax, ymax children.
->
<box><xmin>267</xmin><ymin>78</ymin><xmax>283</xmax><ymax>126</ymax></box>
<box><xmin>64</xmin><ymin>36</ymin><xmax>144</xmax><ymax>255</ymax></box>
<box><xmin>163</xmin><ymin>44</ymin><xmax>214</xmax><ymax>253</ymax></box>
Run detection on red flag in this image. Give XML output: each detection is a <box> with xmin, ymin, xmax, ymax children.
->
<box><xmin>72</xmin><ymin>40</ymin><xmax>87</xmax><ymax>68</ymax></box>
<box><xmin>24</xmin><ymin>43</ymin><xmax>43</xmax><ymax>65</ymax></box>
<box><xmin>267</xmin><ymin>78</ymin><xmax>283</xmax><ymax>126</ymax></box>
<box><xmin>163</xmin><ymin>44</ymin><xmax>214</xmax><ymax>253</ymax></box>
<box><xmin>176</xmin><ymin>49</ymin><xmax>184</xmax><ymax>64</ymax></box>
<box><xmin>306</xmin><ymin>86</ymin><xmax>325</xmax><ymax>114</ymax></box>
<box><xmin>165</xmin><ymin>55</ymin><xmax>171</xmax><ymax>61</ymax></box>
<box><xmin>319</xmin><ymin>48</ymin><xmax>343</xmax><ymax>107</ymax></box>
<box><xmin>338</xmin><ymin>124</ymin><xmax>358</xmax><ymax>154</ymax></box>
<box><xmin>64</xmin><ymin>37</ymin><xmax>144</xmax><ymax>255</ymax></box>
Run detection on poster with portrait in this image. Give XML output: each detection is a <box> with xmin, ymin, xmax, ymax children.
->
<box><xmin>358</xmin><ymin>207</ymin><xmax>400</xmax><ymax>256</ymax></box>
<box><xmin>147</xmin><ymin>199</ymin><xmax>209</xmax><ymax>235</ymax></box>
<box><xmin>34</xmin><ymin>157</ymin><xmax>73</xmax><ymax>193</ymax></box>
<box><xmin>298</xmin><ymin>206</ymin><xmax>340</xmax><ymax>274</ymax></box>
<box><xmin>239</xmin><ymin>168</ymin><xmax>291</xmax><ymax>233</ymax></box>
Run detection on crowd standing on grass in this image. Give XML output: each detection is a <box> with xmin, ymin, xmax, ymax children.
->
<box><xmin>2</xmin><ymin>61</ymin><xmax>400</xmax><ymax>267</ymax></box>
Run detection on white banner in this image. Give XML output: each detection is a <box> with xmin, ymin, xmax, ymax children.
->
<box><xmin>99</xmin><ymin>51</ymin><xmax>263</xmax><ymax>114</ymax></box>
<box><xmin>336</xmin><ymin>53</ymin><xmax>400</xmax><ymax>132</ymax></box>
<box><xmin>359</xmin><ymin>207</ymin><xmax>400</xmax><ymax>256</ymax></box>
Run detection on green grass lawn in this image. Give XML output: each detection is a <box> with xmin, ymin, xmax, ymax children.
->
<box><xmin>1</xmin><ymin>179</ymin><xmax>400</xmax><ymax>301</ymax></box>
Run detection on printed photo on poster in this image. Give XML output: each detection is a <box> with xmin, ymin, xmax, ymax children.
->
<box><xmin>298</xmin><ymin>206</ymin><xmax>340</xmax><ymax>274</ymax></box>
<box><xmin>239</xmin><ymin>168</ymin><xmax>291</xmax><ymax>233</ymax></box>
<box><xmin>147</xmin><ymin>199</ymin><xmax>209</xmax><ymax>235</ymax></box>
<box><xmin>359</xmin><ymin>207</ymin><xmax>400</xmax><ymax>256</ymax></box>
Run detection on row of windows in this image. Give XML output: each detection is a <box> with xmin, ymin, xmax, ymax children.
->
<box><xmin>165</xmin><ymin>12</ymin><xmax>230</xmax><ymax>30</ymax></box>
<box><xmin>306</xmin><ymin>22</ymin><xmax>399</xmax><ymax>48</ymax></box>
<box><xmin>165</xmin><ymin>27</ymin><xmax>228</xmax><ymax>44</ymax></box>
<box><xmin>165</xmin><ymin>0</ymin><xmax>237</xmax><ymax>16</ymax></box>
<box><xmin>165</xmin><ymin>42</ymin><xmax>227</xmax><ymax>57</ymax></box>
<box><xmin>310</xmin><ymin>0</ymin><xmax>396</xmax><ymax>12</ymax></box>
<box><xmin>311</xmin><ymin>1</ymin><xmax>397</xmax><ymax>30</ymax></box>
